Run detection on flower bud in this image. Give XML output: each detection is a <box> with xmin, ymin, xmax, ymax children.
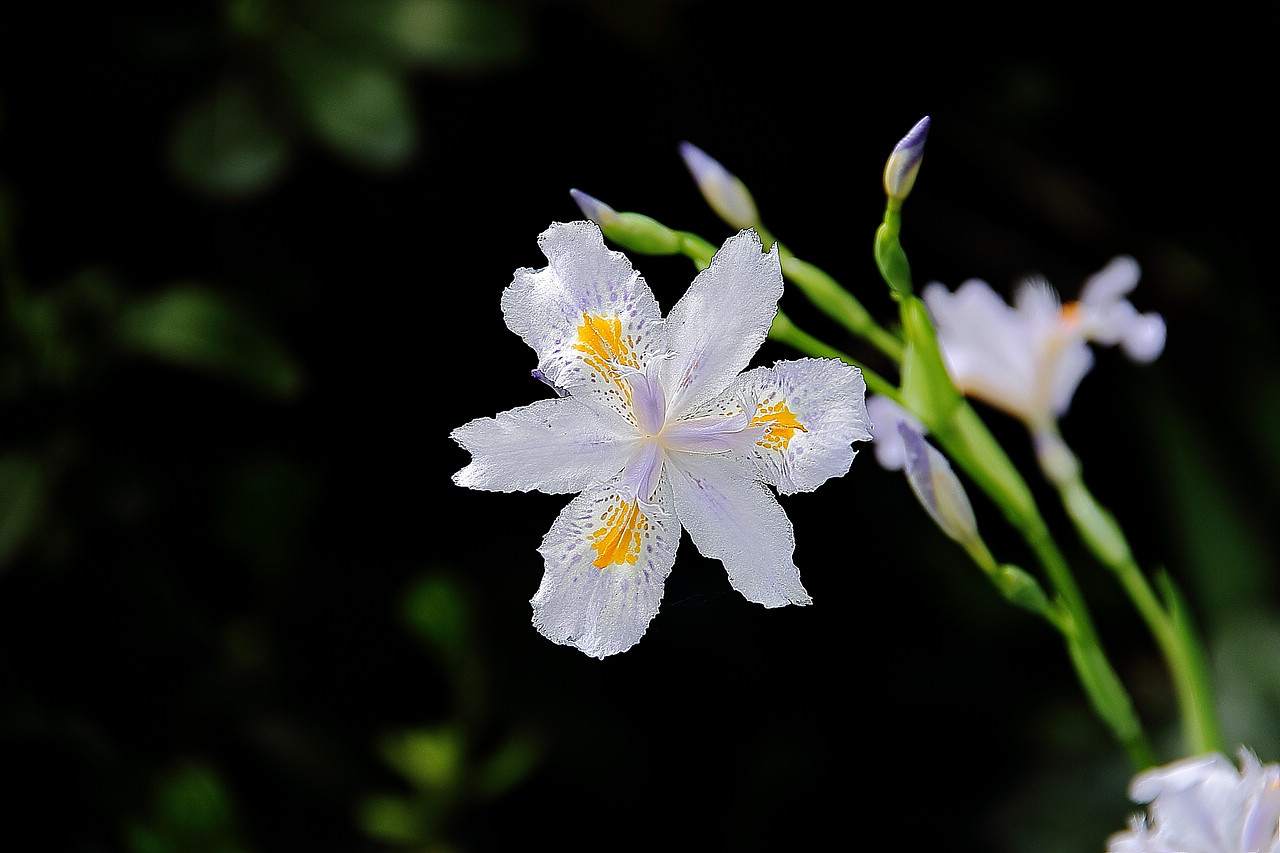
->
<box><xmin>883</xmin><ymin>116</ymin><xmax>930</xmax><ymax>203</ymax></box>
<box><xmin>678</xmin><ymin>141</ymin><xmax>760</xmax><ymax>230</ymax></box>
<box><xmin>899</xmin><ymin>419</ymin><xmax>978</xmax><ymax>545</ymax></box>
<box><xmin>569</xmin><ymin>189</ymin><xmax>681</xmax><ymax>255</ymax></box>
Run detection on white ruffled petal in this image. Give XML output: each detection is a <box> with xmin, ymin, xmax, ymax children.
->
<box><xmin>667</xmin><ymin>451</ymin><xmax>810</xmax><ymax>608</ymax></box>
<box><xmin>725</xmin><ymin>358</ymin><xmax>871</xmax><ymax>495</ymax></box>
<box><xmin>659</xmin><ymin>229</ymin><xmax>782</xmax><ymax>419</ymax></box>
<box><xmin>531</xmin><ymin>475</ymin><xmax>679</xmax><ymax>658</ymax></box>
<box><xmin>451</xmin><ymin>397</ymin><xmax>636</xmax><ymax>494</ymax></box>
<box><xmin>501</xmin><ymin>221</ymin><xmax>669</xmax><ymax>422</ymax></box>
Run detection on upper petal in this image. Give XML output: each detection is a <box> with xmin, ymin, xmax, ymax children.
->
<box><xmin>451</xmin><ymin>396</ymin><xmax>636</xmax><ymax>494</ymax></box>
<box><xmin>1079</xmin><ymin>255</ymin><xmax>1141</xmax><ymax>306</ymax></box>
<box><xmin>659</xmin><ymin>229</ymin><xmax>783</xmax><ymax>420</ymax></box>
<box><xmin>531</xmin><ymin>474</ymin><xmax>680</xmax><ymax>658</ymax></box>
<box><xmin>724</xmin><ymin>358</ymin><xmax>871</xmax><ymax>495</ymax></box>
<box><xmin>667</xmin><ymin>450</ymin><xmax>810</xmax><ymax>608</ymax></box>
<box><xmin>501</xmin><ymin>221</ymin><xmax>670</xmax><ymax>422</ymax></box>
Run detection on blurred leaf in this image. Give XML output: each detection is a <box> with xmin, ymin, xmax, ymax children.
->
<box><xmin>381</xmin><ymin>727</ymin><xmax>462</xmax><ymax>792</ymax></box>
<box><xmin>402</xmin><ymin>574</ymin><xmax>471</xmax><ymax>658</ymax></box>
<box><xmin>475</xmin><ymin>732</ymin><xmax>539</xmax><ymax>798</ymax></box>
<box><xmin>279</xmin><ymin>37</ymin><xmax>417</xmax><ymax>170</ymax></box>
<box><xmin>115</xmin><ymin>284</ymin><xmax>301</xmax><ymax>398</ymax></box>
<box><xmin>0</xmin><ymin>451</ymin><xmax>44</xmax><ymax>568</ymax></box>
<box><xmin>129</xmin><ymin>763</ymin><xmax>248</xmax><ymax>853</ymax></box>
<box><xmin>357</xmin><ymin>794</ymin><xmax>424</xmax><ymax>845</ymax></box>
<box><xmin>169</xmin><ymin>82</ymin><xmax>290</xmax><ymax>199</ymax></box>
<box><xmin>325</xmin><ymin>0</ymin><xmax>528</xmax><ymax>69</ymax></box>
<box><xmin>156</xmin><ymin>765</ymin><xmax>234</xmax><ymax>834</ymax></box>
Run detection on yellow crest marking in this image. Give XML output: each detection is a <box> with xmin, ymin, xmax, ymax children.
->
<box><xmin>590</xmin><ymin>498</ymin><xmax>649</xmax><ymax>569</ymax></box>
<box><xmin>751</xmin><ymin>401</ymin><xmax>807</xmax><ymax>451</ymax></box>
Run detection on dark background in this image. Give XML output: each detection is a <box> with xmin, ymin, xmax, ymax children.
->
<box><xmin>0</xmin><ymin>3</ymin><xmax>1275</xmax><ymax>851</ymax></box>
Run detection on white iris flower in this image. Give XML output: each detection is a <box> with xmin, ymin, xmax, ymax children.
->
<box><xmin>451</xmin><ymin>221</ymin><xmax>871</xmax><ymax>658</ymax></box>
<box><xmin>1108</xmin><ymin>749</ymin><xmax>1280</xmax><ymax>853</ymax></box>
<box><xmin>922</xmin><ymin>255</ymin><xmax>1166</xmax><ymax>434</ymax></box>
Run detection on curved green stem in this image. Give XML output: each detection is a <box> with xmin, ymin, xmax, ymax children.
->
<box><xmin>1035</xmin><ymin>424</ymin><xmax>1223</xmax><ymax>755</ymax></box>
<box><xmin>933</xmin><ymin>404</ymin><xmax>1155</xmax><ymax>769</ymax></box>
<box><xmin>766</xmin><ymin>311</ymin><xmax>898</xmax><ymax>400</ymax></box>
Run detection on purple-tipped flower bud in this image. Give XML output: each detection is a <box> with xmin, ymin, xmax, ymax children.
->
<box><xmin>568</xmin><ymin>189</ymin><xmax>681</xmax><ymax>255</ymax></box>
<box><xmin>899</xmin><ymin>419</ymin><xmax>978</xmax><ymax>545</ymax></box>
<box><xmin>883</xmin><ymin>116</ymin><xmax>930</xmax><ymax>203</ymax></box>
<box><xmin>678</xmin><ymin>141</ymin><xmax>760</xmax><ymax>229</ymax></box>
<box><xmin>569</xmin><ymin>188</ymin><xmax>621</xmax><ymax>229</ymax></box>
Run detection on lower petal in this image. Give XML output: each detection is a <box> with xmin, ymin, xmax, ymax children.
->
<box><xmin>667</xmin><ymin>452</ymin><xmax>810</xmax><ymax>608</ymax></box>
<box><xmin>532</xmin><ymin>476</ymin><xmax>679</xmax><ymax>658</ymax></box>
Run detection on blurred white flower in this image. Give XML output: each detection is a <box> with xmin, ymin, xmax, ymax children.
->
<box><xmin>922</xmin><ymin>256</ymin><xmax>1165</xmax><ymax>433</ymax></box>
<box><xmin>1108</xmin><ymin>749</ymin><xmax>1280</xmax><ymax>853</ymax></box>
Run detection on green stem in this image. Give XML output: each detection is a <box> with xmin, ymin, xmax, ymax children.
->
<box><xmin>931</xmin><ymin>404</ymin><xmax>1155</xmax><ymax>769</ymax></box>
<box><xmin>1035</xmin><ymin>425</ymin><xmax>1223</xmax><ymax>755</ymax></box>
<box><xmin>777</xmin><ymin>254</ymin><xmax>903</xmax><ymax>363</ymax></box>
<box><xmin>766</xmin><ymin>311</ymin><xmax>898</xmax><ymax>399</ymax></box>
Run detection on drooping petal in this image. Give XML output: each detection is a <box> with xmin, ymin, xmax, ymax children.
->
<box><xmin>531</xmin><ymin>475</ymin><xmax>680</xmax><ymax>658</ymax></box>
<box><xmin>667</xmin><ymin>451</ymin><xmax>810</xmax><ymax>608</ymax></box>
<box><xmin>724</xmin><ymin>358</ymin><xmax>871</xmax><ymax>495</ymax></box>
<box><xmin>1042</xmin><ymin>329</ymin><xmax>1094</xmax><ymax>420</ymax></box>
<box><xmin>501</xmin><ymin>221</ymin><xmax>669</xmax><ymax>423</ymax></box>
<box><xmin>451</xmin><ymin>397</ymin><xmax>636</xmax><ymax>494</ymax></box>
<box><xmin>659</xmin><ymin>229</ymin><xmax>783</xmax><ymax>420</ymax></box>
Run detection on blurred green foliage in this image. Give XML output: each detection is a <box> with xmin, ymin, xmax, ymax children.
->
<box><xmin>170</xmin><ymin>0</ymin><xmax>528</xmax><ymax>198</ymax></box>
<box><xmin>128</xmin><ymin>763</ymin><xmax>250</xmax><ymax>853</ymax></box>
<box><xmin>359</xmin><ymin>573</ymin><xmax>540</xmax><ymax>850</ymax></box>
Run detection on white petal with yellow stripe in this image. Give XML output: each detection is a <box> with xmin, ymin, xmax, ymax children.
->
<box><xmin>532</xmin><ymin>474</ymin><xmax>679</xmax><ymax>659</ymax></box>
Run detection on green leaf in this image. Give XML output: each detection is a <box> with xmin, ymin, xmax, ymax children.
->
<box><xmin>381</xmin><ymin>727</ymin><xmax>463</xmax><ymax>792</ymax></box>
<box><xmin>402</xmin><ymin>574</ymin><xmax>471</xmax><ymax>658</ymax></box>
<box><xmin>169</xmin><ymin>82</ymin><xmax>289</xmax><ymax>199</ymax></box>
<box><xmin>0</xmin><ymin>451</ymin><xmax>44</xmax><ymax>568</ymax></box>
<box><xmin>476</xmin><ymin>733</ymin><xmax>539</xmax><ymax>798</ymax></box>
<box><xmin>357</xmin><ymin>794</ymin><xmax>425</xmax><ymax>844</ymax></box>
<box><xmin>279</xmin><ymin>36</ymin><xmax>417</xmax><ymax>170</ymax></box>
<box><xmin>325</xmin><ymin>0</ymin><xmax>528</xmax><ymax>69</ymax></box>
<box><xmin>115</xmin><ymin>285</ymin><xmax>301</xmax><ymax>398</ymax></box>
